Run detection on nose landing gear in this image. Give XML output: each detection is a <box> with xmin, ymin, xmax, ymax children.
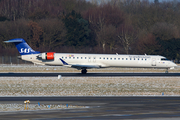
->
<box><xmin>165</xmin><ymin>68</ymin><xmax>168</xmax><ymax>73</ymax></box>
<box><xmin>81</xmin><ymin>69</ymin><xmax>87</xmax><ymax>74</ymax></box>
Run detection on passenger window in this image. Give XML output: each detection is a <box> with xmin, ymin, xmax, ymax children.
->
<box><xmin>62</xmin><ymin>57</ymin><xmax>64</xmax><ymax>59</ymax></box>
<box><xmin>85</xmin><ymin>57</ymin><xmax>87</xmax><ymax>59</ymax></box>
<box><xmin>77</xmin><ymin>57</ymin><xmax>79</xmax><ymax>59</ymax></box>
<box><xmin>99</xmin><ymin>57</ymin><xmax>101</xmax><ymax>59</ymax></box>
<box><xmin>126</xmin><ymin>58</ymin><xmax>128</xmax><ymax>60</ymax></box>
<box><xmin>114</xmin><ymin>58</ymin><xmax>116</xmax><ymax>60</ymax></box>
<box><xmin>65</xmin><ymin>57</ymin><xmax>67</xmax><ymax>59</ymax></box>
<box><xmin>134</xmin><ymin>58</ymin><xmax>135</xmax><ymax>60</ymax></box>
<box><xmin>142</xmin><ymin>58</ymin><xmax>143</xmax><ymax>60</ymax></box>
<box><xmin>73</xmin><ymin>57</ymin><xmax>75</xmax><ymax>59</ymax></box>
<box><xmin>69</xmin><ymin>57</ymin><xmax>71</xmax><ymax>59</ymax></box>
<box><xmin>107</xmin><ymin>58</ymin><xmax>108</xmax><ymax>60</ymax></box>
<box><xmin>145</xmin><ymin>59</ymin><xmax>146</xmax><ymax>61</ymax></box>
<box><xmin>118</xmin><ymin>58</ymin><xmax>120</xmax><ymax>60</ymax></box>
<box><xmin>138</xmin><ymin>58</ymin><xmax>139</xmax><ymax>60</ymax></box>
<box><xmin>103</xmin><ymin>58</ymin><xmax>105</xmax><ymax>60</ymax></box>
<box><xmin>110</xmin><ymin>58</ymin><xmax>112</xmax><ymax>60</ymax></box>
<box><xmin>81</xmin><ymin>57</ymin><xmax>83</xmax><ymax>59</ymax></box>
<box><xmin>122</xmin><ymin>58</ymin><xmax>124</xmax><ymax>60</ymax></box>
<box><xmin>130</xmin><ymin>58</ymin><xmax>131</xmax><ymax>60</ymax></box>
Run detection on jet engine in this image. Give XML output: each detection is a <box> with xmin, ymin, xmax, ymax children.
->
<box><xmin>38</xmin><ymin>52</ymin><xmax>55</xmax><ymax>60</ymax></box>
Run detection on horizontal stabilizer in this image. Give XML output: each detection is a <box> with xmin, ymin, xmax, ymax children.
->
<box><xmin>4</xmin><ymin>39</ymin><xmax>24</xmax><ymax>43</ymax></box>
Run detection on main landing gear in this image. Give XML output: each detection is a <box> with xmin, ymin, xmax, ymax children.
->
<box><xmin>81</xmin><ymin>69</ymin><xmax>87</xmax><ymax>74</ymax></box>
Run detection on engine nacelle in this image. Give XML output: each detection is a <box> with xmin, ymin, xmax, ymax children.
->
<box><xmin>38</xmin><ymin>52</ymin><xmax>55</xmax><ymax>60</ymax></box>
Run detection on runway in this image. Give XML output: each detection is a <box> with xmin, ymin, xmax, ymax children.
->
<box><xmin>0</xmin><ymin>73</ymin><xmax>180</xmax><ymax>119</ymax></box>
<box><xmin>0</xmin><ymin>96</ymin><xmax>180</xmax><ymax>119</ymax></box>
<box><xmin>1</xmin><ymin>72</ymin><xmax>180</xmax><ymax>77</ymax></box>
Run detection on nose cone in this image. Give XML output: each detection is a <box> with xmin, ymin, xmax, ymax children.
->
<box><xmin>171</xmin><ymin>62</ymin><xmax>177</xmax><ymax>69</ymax></box>
<box><xmin>173</xmin><ymin>63</ymin><xmax>178</xmax><ymax>67</ymax></box>
<box><xmin>171</xmin><ymin>61</ymin><xmax>177</xmax><ymax>66</ymax></box>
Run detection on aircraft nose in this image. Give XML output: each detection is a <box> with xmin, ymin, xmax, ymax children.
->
<box><xmin>171</xmin><ymin>62</ymin><xmax>177</xmax><ymax>67</ymax></box>
<box><xmin>174</xmin><ymin>63</ymin><xmax>177</xmax><ymax>67</ymax></box>
<box><xmin>169</xmin><ymin>62</ymin><xmax>177</xmax><ymax>69</ymax></box>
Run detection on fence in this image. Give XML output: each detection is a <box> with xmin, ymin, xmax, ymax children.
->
<box><xmin>0</xmin><ymin>56</ymin><xmax>32</xmax><ymax>64</ymax></box>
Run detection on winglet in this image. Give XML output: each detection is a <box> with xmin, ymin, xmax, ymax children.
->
<box><xmin>59</xmin><ymin>58</ymin><xmax>69</xmax><ymax>65</ymax></box>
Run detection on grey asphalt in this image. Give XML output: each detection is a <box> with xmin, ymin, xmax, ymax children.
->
<box><xmin>0</xmin><ymin>96</ymin><xmax>180</xmax><ymax>119</ymax></box>
<box><xmin>1</xmin><ymin>72</ymin><xmax>180</xmax><ymax>77</ymax></box>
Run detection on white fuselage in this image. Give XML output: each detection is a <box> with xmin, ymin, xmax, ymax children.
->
<box><xmin>21</xmin><ymin>53</ymin><xmax>177</xmax><ymax>69</ymax></box>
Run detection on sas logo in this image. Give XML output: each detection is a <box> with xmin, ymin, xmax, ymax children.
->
<box><xmin>20</xmin><ymin>48</ymin><xmax>34</xmax><ymax>53</ymax></box>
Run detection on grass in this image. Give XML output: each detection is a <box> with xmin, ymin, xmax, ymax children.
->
<box><xmin>0</xmin><ymin>65</ymin><xmax>179</xmax><ymax>96</ymax></box>
<box><xmin>1</xmin><ymin>65</ymin><xmax>179</xmax><ymax>112</ymax></box>
<box><xmin>0</xmin><ymin>77</ymin><xmax>180</xmax><ymax>96</ymax></box>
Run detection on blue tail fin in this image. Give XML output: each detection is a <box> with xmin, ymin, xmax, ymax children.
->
<box><xmin>4</xmin><ymin>38</ymin><xmax>40</xmax><ymax>55</ymax></box>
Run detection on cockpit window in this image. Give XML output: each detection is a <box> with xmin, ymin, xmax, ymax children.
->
<box><xmin>161</xmin><ymin>58</ymin><xmax>169</xmax><ymax>61</ymax></box>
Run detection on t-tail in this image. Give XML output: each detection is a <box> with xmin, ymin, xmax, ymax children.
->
<box><xmin>4</xmin><ymin>38</ymin><xmax>40</xmax><ymax>55</ymax></box>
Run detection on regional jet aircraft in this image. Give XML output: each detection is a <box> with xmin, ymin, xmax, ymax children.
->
<box><xmin>4</xmin><ymin>38</ymin><xmax>177</xmax><ymax>74</ymax></box>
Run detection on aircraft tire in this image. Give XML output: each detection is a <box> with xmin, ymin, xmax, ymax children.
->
<box><xmin>81</xmin><ymin>69</ymin><xmax>87</xmax><ymax>74</ymax></box>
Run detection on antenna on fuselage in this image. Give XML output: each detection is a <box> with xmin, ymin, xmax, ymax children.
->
<box><xmin>116</xmin><ymin>53</ymin><xmax>118</xmax><ymax>55</ymax></box>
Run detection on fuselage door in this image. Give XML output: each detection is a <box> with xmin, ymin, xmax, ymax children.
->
<box><xmin>152</xmin><ymin>58</ymin><xmax>156</xmax><ymax>66</ymax></box>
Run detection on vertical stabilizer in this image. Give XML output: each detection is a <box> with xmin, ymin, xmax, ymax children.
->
<box><xmin>4</xmin><ymin>38</ymin><xmax>40</xmax><ymax>55</ymax></box>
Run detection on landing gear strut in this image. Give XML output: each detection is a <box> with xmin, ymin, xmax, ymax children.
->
<box><xmin>81</xmin><ymin>69</ymin><xmax>87</xmax><ymax>74</ymax></box>
<box><xmin>165</xmin><ymin>68</ymin><xmax>168</xmax><ymax>73</ymax></box>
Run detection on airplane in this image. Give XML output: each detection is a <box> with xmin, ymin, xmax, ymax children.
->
<box><xmin>4</xmin><ymin>38</ymin><xmax>177</xmax><ymax>74</ymax></box>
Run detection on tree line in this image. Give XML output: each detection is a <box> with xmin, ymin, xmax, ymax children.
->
<box><xmin>0</xmin><ymin>0</ymin><xmax>180</xmax><ymax>60</ymax></box>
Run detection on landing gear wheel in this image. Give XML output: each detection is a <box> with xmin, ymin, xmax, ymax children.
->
<box><xmin>81</xmin><ymin>69</ymin><xmax>87</xmax><ymax>74</ymax></box>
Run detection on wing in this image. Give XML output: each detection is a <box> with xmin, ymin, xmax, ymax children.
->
<box><xmin>71</xmin><ymin>64</ymin><xmax>100</xmax><ymax>69</ymax></box>
<box><xmin>59</xmin><ymin>58</ymin><xmax>100</xmax><ymax>69</ymax></box>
